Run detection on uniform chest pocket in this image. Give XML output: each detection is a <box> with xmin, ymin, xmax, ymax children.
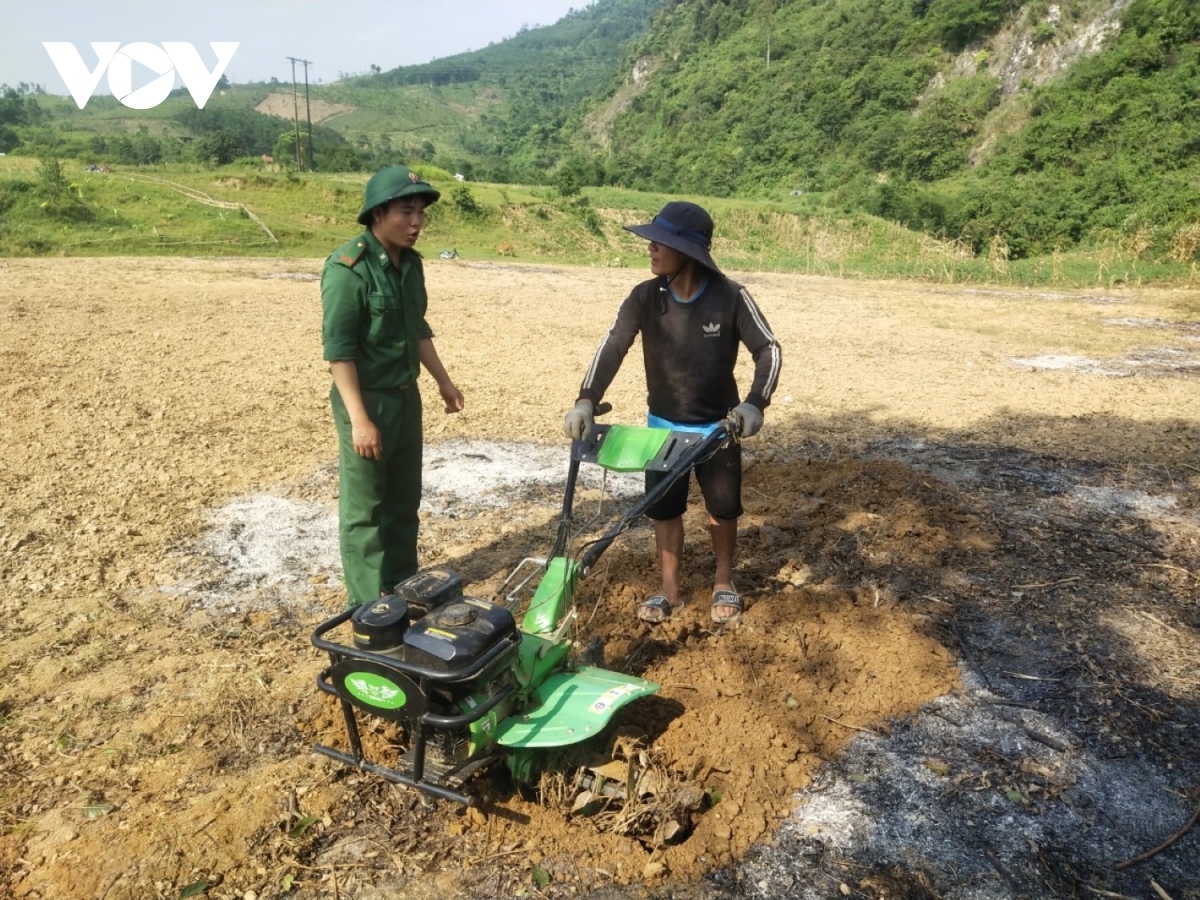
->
<box><xmin>366</xmin><ymin>291</ymin><xmax>401</xmax><ymax>342</ymax></box>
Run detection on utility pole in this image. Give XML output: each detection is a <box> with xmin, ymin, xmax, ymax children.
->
<box><xmin>287</xmin><ymin>56</ymin><xmax>302</xmax><ymax>169</ymax></box>
<box><xmin>301</xmin><ymin>58</ymin><xmax>315</xmax><ymax>171</ymax></box>
<box><xmin>287</xmin><ymin>57</ymin><xmax>315</xmax><ymax>171</ymax></box>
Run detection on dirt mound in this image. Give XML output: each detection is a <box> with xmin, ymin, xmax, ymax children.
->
<box><xmin>289</xmin><ymin>454</ymin><xmax>981</xmax><ymax>891</ymax></box>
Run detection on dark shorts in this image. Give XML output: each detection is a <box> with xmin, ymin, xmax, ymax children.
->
<box><xmin>645</xmin><ymin>441</ymin><xmax>742</xmax><ymax>521</ymax></box>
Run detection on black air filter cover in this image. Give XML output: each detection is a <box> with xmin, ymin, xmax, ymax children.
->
<box><xmin>351</xmin><ymin>594</ymin><xmax>410</xmax><ymax>653</ymax></box>
<box><xmin>393</xmin><ymin>568</ymin><xmax>464</xmax><ymax>618</ymax></box>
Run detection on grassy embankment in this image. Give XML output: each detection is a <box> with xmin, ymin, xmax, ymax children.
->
<box><xmin>1</xmin><ymin>156</ymin><xmax>1196</xmax><ymax>288</ymax></box>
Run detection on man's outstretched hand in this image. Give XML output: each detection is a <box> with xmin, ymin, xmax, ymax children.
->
<box><xmin>563</xmin><ymin>400</ymin><xmax>594</xmax><ymax>439</ymax></box>
<box><xmin>732</xmin><ymin>402</ymin><xmax>763</xmax><ymax>438</ymax></box>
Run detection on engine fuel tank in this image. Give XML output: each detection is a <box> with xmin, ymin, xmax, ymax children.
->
<box><xmin>403</xmin><ymin>597</ymin><xmax>517</xmax><ymax>673</ymax></box>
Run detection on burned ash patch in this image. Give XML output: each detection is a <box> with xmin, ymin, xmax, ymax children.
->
<box><xmin>172</xmin><ymin>441</ymin><xmax>644</xmax><ymax>613</ymax></box>
<box><xmin>735</xmin><ymin>665</ymin><xmax>1199</xmax><ymax>900</ymax></box>
<box><xmin>181</xmin><ymin>494</ymin><xmax>342</xmax><ymax>613</ymax></box>
<box><xmin>259</xmin><ymin>271</ymin><xmax>319</xmax><ymax>281</ymax></box>
<box><xmin>1008</xmin><ymin>346</ymin><xmax>1200</xmax><ymax>378</ymax></box>
<box><xmin>936</xmin><ymin>288</ymin><xmax>1132</xmax><ymax>305</ymax></box>
<box><xmin>421</xmin><ymin>440</ymin><xmax>643</xmax><ymax>516</ymax></box>
<box><xmin>1104</xmin><ymin>317</ymin><xmax>1200</xmax><ymax>336</ymax></box>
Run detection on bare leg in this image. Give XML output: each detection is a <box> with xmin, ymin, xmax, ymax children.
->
<box><xmin>655</xmin><ymin>516</ymin><xmax>685</xmax><ymax>609</ymax></box>
<box><xmin>710</xmin><ymin>515</ymin><xmax>739</xmax><ymax>620</ymax></box>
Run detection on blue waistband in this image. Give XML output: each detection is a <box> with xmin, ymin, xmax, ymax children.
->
<box><xmin>647</xmin><ymin>413</ymin><xmax>721</xmax><ymax>436</ymax></box>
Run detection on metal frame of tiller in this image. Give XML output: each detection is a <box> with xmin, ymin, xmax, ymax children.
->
<box><xmin>310</xmin><ymin>416</ymin><xmax>739</xmax><ymax>805</ymax></box>
<box><xmin>312</xmin><ymin>617</ymin><xmax>519</xmax><ymax>804</ymax></box>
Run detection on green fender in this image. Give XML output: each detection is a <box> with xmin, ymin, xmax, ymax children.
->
<box><xmin>494</xmin><ymin>666</ymin><xmax>658</xmax><ymax>749</ymax></box>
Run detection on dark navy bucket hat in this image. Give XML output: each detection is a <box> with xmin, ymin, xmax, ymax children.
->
<box><xmin>623</xmin><ymin>201</ymin><xmax>720</xmax><ymax>273</ymax></box>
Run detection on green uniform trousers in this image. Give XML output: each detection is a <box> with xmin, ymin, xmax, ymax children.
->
<box><xmin>331</xmin><ymin>384</ymin><xmax>423</xmax><ymax>607</ymax></box>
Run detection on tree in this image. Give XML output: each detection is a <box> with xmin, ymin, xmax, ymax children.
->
<box><xmin>925</xmin><ymin>0</ymin><xmax>1008</xmax><ymax>51</ymax></box>
<box><xmin>0</xmin><ymin>85</ymin><xmax>40</xmax><ymax>127</ymax></box>
<box><xmin>900</xmin><ymin>95</ymin><xmax>975</xmax><ymax>180</ymax></box>
<box><xmin>316</xmin><ymin>145</ymin><xmax>362</xmax><ymax>172</ymax></box>
<box><xmin>274</xmin><ymin>131</ymin><xmax>301</xmax><ymax>167</ymax></box>
<box><xmin>193</xmin><ymin>129</ymin><xmax>245</xmax><ymax>166</ymax></box>
<box><xmin>555</xmin><ymin>166</ymin><xmax>581</xmax><ymax>197</ymax></box>
<box><xmin>756</xmin><ymin>0</ymin><xmax>776</xmax><ymax>70</ymax></box>
<box><xmin>451</xmin><ymin>185</ymin><xmax>484</xmax><ymax>217</ymax></box>
<box><xmin>36</xmin><ymin>155</ymin><xmax>68</xmax><ymax>208</ymax></box>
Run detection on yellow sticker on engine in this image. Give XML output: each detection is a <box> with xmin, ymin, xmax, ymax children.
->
<box><xmin>426</xmin><ymin>628</ymin><xmax>457</xmax><ymax>641</ymax></box>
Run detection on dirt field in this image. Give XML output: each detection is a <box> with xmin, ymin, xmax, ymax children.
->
<box><xmin>1</xmin><ymin>257</ymin><xmax>1198</xmax><ymax>900</ymax></box>
<box><xmin>255</xmin><ymin>94</ymin><xmax>357</xmax><ymax>126</ymax></box>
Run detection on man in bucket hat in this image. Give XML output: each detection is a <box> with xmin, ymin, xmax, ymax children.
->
<box><xmin>563</xmin><ymin>201</ymin><xmax>782</xmax><ymax>625</ymax></box>
<box><xmin>321</xmin><ymin>165</ymin><xmax>464</xmax><ymax>607</ymax></box>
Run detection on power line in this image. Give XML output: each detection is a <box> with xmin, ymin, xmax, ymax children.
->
<box><xmin>286</xmin><ymin>56</ymin><xmax>314</xmax><ymax>171</ymax></box>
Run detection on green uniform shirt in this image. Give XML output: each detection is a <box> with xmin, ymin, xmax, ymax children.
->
<box><xmin>321</xmin><ymin>229</ymin><xmax>434</xmax><ymax>390</ymax></box>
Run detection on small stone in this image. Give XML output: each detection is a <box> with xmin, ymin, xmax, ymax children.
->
<box><xmin>789</xmin><ymin>565</ymin><xmax>813</xmax><ymax>587</ymax></box>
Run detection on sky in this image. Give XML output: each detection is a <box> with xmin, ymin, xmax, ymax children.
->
<box><xmin>0</xmin><ymin>0</ymin><xmax>593</xmax><ymax>95</ymax></box>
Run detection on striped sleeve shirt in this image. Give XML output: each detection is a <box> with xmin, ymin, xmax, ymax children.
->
<box><xmin>578</xmin><ymin>274</ymin><xmax>781</xmax><ymax>424</ymax></box>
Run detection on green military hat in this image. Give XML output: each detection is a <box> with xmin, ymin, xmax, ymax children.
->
<box><xmin>357</xmin><ymin>165</ymin><xmax>441</xmax><ymax>225</ymax></box>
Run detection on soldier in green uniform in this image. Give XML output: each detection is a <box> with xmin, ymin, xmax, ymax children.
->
<box><xmin>321</xmin><ymin>165</ymin><xmax>464</xmax><ymax>607</ymax></box>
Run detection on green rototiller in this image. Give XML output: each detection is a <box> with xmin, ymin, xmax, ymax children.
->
<box><xmin>311</xmin><ymin>412</ymin><xmax>742</xmax><ymax>811</ymax></box>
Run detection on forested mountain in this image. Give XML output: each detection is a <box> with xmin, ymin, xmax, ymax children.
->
<box><xmin>559</xmin><ymin>0</ymin><xmax>1199</xmax><ymax>259</ymax></box>
<box><xmin>371</xmin><ymin>0</ymin><xmax>663</xmax><ymax>182</ymax></box>
<box><xmin>5</xmin><ymin>0</ymin><xmax>1199</xmax><ymax>261</ymax></box>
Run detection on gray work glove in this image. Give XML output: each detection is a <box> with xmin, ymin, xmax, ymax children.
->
<box><xmin>563</xmin><ymin>400</ymin><xmax>594</xmax><ymax>440</ymax></box>
<box><xmin>732</xmin><ymin>402</ymin><xmax>764</xmax><ymax>438</ymax></box>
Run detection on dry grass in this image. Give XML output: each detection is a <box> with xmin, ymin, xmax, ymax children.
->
<box><xmin>1169</xmin><ymin>222</ymin><xmax>1200</xmax><ymax>264</ymax></box>
<box><xmin>536</xmin><ymin>730</ymin><xmax>706</xmax><ymax>849</ymax></box>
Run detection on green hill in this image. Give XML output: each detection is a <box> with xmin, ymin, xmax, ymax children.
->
<box><xmin>0</xmin><ymin>0</ymin><xmax>664</xmax><ymax>180</ymax></box>
<box><xmin>3</xmin><ymin>0</ymin><xmax>1200</xmax><ymax>267</ymax></box>
<box><xmin>2</xmin><ymin>155</ymin><xmax>1193</xmax><ymax>287</ymax></box>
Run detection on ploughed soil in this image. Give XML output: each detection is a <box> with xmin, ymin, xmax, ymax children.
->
<box><xmin>0</xmin><ymin>257</ymin><xmax>1197</xmax><ymax>900</ymax></box>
